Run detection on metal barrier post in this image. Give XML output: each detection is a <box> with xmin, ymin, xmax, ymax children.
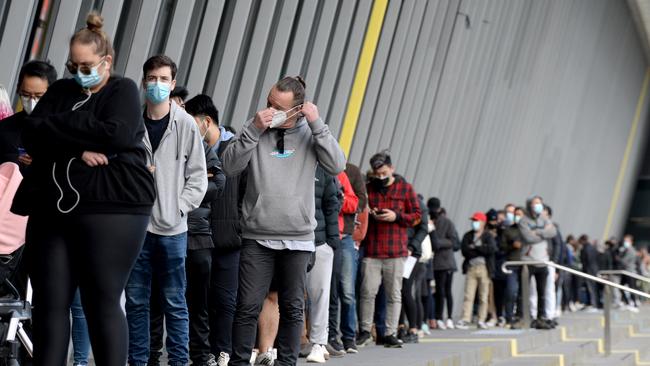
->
<box><xmin>604</xmin><ymin>285</ymin><xmax>612</xmax><ymax>356</ymax></box>
<box><xmin>521</xmin><ymin>264</ymin><xmax>530</xmax><ymax>328</ymax></box>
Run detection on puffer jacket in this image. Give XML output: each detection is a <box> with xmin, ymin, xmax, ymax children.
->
<box><xmin>187</xmin><ymin>142</ymin><xmax>225</xmax><ymax>248</ymax></box>
<box><xmin>314</xmin><ymin>165</ymin><xmax>341</xmax><ymax>248</ymax></box>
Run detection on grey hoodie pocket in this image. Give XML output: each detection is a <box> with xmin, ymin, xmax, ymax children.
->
<box><xmin>247</xmin><ymin>194</ymin><xmax>311</xmax><ymax>235</ymax></box>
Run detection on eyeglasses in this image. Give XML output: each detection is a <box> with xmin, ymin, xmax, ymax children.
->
<box><xmin>18</xmin><ymin>92</ymin><xmax>45</xmax><ymax>99</ymax></box>
<box><xmin>66</xmin><ymin>57</ymin><xmax>105</xmax><ymax>75</ymax></box>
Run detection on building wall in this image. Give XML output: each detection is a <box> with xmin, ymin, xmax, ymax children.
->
<box><xmin>0</xmin><ymin>0</ymin><xmax>647</xmax><ymax>249</ymax></box>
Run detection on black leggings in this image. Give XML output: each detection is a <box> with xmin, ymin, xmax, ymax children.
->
<box><xmin>25</xmin><ymin>214</ymin><xmax>149</xmax><ymax>366</ymax></box>
<box><xmin>401</xmin><ymin>263</ymin><xmax>426</xmax><ymax>329</ymax></box>
<box><xmin>434</xmin><ymin>270</ymin><xmax>454</xmax><ymax>320</ymax></box>
<box><xmin>493</xmin><ymin>278</ymin><xmax>507</xmax><ymax>318</ymax></box>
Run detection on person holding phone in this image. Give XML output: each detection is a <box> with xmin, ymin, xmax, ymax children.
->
<box><xmin>357</xmin><ymin>151</ymin><xmax>421</xmax><ymax>349</ymax></box>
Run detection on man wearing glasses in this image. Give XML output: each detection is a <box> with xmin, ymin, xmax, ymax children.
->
<box><xmin>222</xmin><ymin>76</ymin><xmax>346</xmax><ymax>366</ymax></box>
<box><xmin>125</xmin><ymin>55</ymin><xmax>207</xmax><ymax>366</ymax></box>
<box><xmin>0</xmin><ymin>60</ymin><xmax>57</xmax><ymax>169</ymax></box>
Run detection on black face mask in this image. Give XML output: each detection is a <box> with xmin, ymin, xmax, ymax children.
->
<box><xmin>430</xmin><ymin>209</ymin><xmax>440</xmax><ymax>220</ymax></box>
<box><xmin>372</xmin><ymin>176</ymin><xmax>390</xmax><ymax>189</ymax></box>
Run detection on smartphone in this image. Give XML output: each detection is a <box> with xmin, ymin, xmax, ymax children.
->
<box><xmin>17</xmin><ymin>147</ymin><xmax>26</xmax><ymax>157</ymax></box>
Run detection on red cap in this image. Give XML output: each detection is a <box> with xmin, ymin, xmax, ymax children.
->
<box><xmin>470</xmin><ymin>212</ymin><xmax>487</xmax><ymax>222</ymax></box>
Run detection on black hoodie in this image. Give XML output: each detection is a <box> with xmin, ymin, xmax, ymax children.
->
<box><xmin>11</xmin><ymin>76</ymin><xmax>155</xmax><ymax>216</ymax></box>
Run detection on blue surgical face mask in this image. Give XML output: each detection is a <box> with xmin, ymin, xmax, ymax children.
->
<box><xmin>74</xmin><ymin>59</ymin><xmax>105</xmax><ymax>89</ymax></box>
<box><xmin>514</xmin><ymin>215</ymin><xmax>522</xmax><ymax>224</ymax></box>
<box><xmin>505</xmin><ymin>212</ymin><xmax>515</xmax><ymax>225</ymax></box>
<box><xmin>533</xmin><ymin>203</ymin><xmax>544</xmax><ymax>215</ymax></box>
<box><xmin>146</xmin><ymin>82</ymin><xmax>171</xmax><ymax>104</ymax></box>
<box><xmin>472</xmin><ymin>220</ymin><xmax>482</xmax><ymax>232</ymax></box>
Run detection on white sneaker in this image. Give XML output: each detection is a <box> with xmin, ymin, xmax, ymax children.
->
<box><xmin>446</xmin><ymin>318</ymin><xmax>455</xmax><ymax>329</ymax></box>
<box><xmin>255</xmin><ymin>351</ymin><xmax>274</xmax><ymax>366</ymax></box>
<box><xmin>478</xmin><ymin>321</ymin><xmax>488</xmax><ymax>329</ymax></box>
<box><xmin>307</xmin><ymin>344</ymin><xmax>327</xmax><ymax>363</ymax></box>
<box><xmin>217</xmin><ymin>352</ymin><xmax>230</xmax><ymax>366</ymax></box>
<box><xmin>456</xmin><ymin>320</ymin><xmax>470</xmax><ymax>330</ymax></box>
<box><xmin>486</xmin><ymin>319</ymin><xmax>497</xmax><ymax>327</ymax></box>
<box><xmin>437</xmin><ymin>319</ymin><xmax>447</xmax><ymax>330</ymax></box>
<box><xmin>628</xmin><ymin>305</ymin><xmax>640</xmax><ymax>313</ymax></box>
<box><xmin>250</xmin><ymin>349</ymin><xmax>258</xmax><ymax>365</ymax></box>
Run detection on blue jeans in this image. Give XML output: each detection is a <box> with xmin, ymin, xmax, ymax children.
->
<box><xmin>71</xmin><ymin>289</ymin><xmax>90</xmax><ymax>365</ymax></box>
<box><xmin>126</xmin><ymin>232</ymin><xmax>189</xmax><ymax>366</ymax></box>
<box><xmin>338</xmin><ymin>236</ymin><xmax>359</xmax><ymax>341</ymax></box>
<box><xmin>505</xmin><ymin>270</ymin><xmax>519</xmax><ymax>323</ymax></box>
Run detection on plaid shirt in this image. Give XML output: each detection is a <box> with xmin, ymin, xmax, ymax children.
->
<box><xmin>363</xmin><ymin>175</ymin><xmax>421</xmax><ymax>259</ymax></box>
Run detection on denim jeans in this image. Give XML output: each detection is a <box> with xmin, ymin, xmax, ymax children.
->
<box><xmin>505</xmin><ymin>269</ymin><xmax>520</xmax><ymax>323</ymax></box>
<box><xmin>71</xmin><ymin>289</ymin><xmax>90</xmax><ymax>365</ymax></box>
<box><xmin>126</xmin><ymin>232</ymin><xmax>189</xmax><ymax>366</ymax></box>
<box><xmin>328</xmin><ymin>235</ymin><xmax>359</xmax><ymax>342</ymax></box>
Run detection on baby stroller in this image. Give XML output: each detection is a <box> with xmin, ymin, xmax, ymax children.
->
<box><xmin>0</xmin><ymin>162</ymin><xmax>33</xmax><ymax>365</ymax></box>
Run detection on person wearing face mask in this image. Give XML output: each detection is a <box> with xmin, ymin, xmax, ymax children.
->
<box><xmin>501</xmin><ymin>205</ymin><xmax>525</xmax><ymax>328</ymax></box>
<box><xmin>518</xmin><ymin>196</ymin><xmax>557</xmax><ymax>329</ymax></box>
<box><xmin>10</xmin><ymin>13</ymin><xmax>156</xmax><ymax>365</ymax></box>
<box><xmin>488</xmin><ymin>208</ymin><xmax>509</xmax><ymax>327</ymax></box>
<box><xmin>356</xmin><ymin>151</ymin><xmax>421</xmax><ymax>349</ymax></box>
<box><xmin>0</xmin><ymin>60</ymin><xmax>57</xmax><ymax>169</ymax></box>
<box><xmin>615</xmin><ymin>235</ymin><xmax>640</xmax><ymax>311</ymax></box>
<box><xmin>125</xmin><ymin>55</ymin><xmax>207</xmax><ymax>366</ymax></box>
<box><xmin>456</xmin><ymin>212</ymin><xmax>496</xmax><ymax>330</ymax></box>
<box><xmin>222</xmin><ymin>76</ymin><xmax>345</xmax><ymax>366</ymax></box>
<box><xmin>184</xmin><ymin>94</ymin><xmax>241</xmax><ymax>366</ymax></box>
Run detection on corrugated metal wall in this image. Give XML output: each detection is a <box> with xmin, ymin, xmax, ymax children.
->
<box><xmin>0</xmin><ymin>0</ymin><xmax>648</xmax><ymax>241</ymax></box>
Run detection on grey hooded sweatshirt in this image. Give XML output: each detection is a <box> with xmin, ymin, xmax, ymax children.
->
<box><xmin>143</xmin><ymin>100</ymin><xmax>208</xmax><ymax>236</ymax></box>
<box><xmin>518</xmin><ymin>198</ymin><xmax>557</xmax><ymax>262</ymax></box>
<box><xmin>222</xmin><ymin>117</ymin><xmax>346</xmax><ymax>242</ymax></box>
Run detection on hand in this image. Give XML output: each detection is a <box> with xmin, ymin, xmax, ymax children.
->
<box><xmin>17</xmin><ymin>154</ymin><xmax>32</xmax><ymax>166</ymax></box>
<box><xmin>148</xmin><ymin>165</ymin><xmax>156</xmax><ymax>174</ymax></box>
<box><xmin>301</xmin><ymin>102</ymin><xmax>319</xmax><ymax>123</ymax></box>
<box><xmin>81</xmin><ymin>151</ymin><xmax>109</xmax><ymax>167</ymax></box>
<box><xmin>253</xmin><ymin>108</ymin><xmax>275</xmax><ymax>131</ymax></box>
<box><xmin>408</xmin><ymin>249</ymin><xmax>412</xmax><ymax>256</ymax></box>
<box><xmin>513</xmin><ymin>241</ymin><xmax>522</xmax><ymax>249</ymax></box>
<box><xmin>375</xmin><ymin>208</ymin><xmax>397</xmax><ymax>222</ymax></box>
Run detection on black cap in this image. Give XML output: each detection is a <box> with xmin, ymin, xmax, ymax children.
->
<box><xmin>486</xmin><ymin>209</ymin><xmax>498</xmax><ymax>221</ymax></box>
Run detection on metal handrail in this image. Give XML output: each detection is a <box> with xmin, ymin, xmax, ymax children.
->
<box><xmin>502</xmin><ymin>260</ymin><xmax>650</xmax><ymax>299</ymax></box>
<box><xmin>502</xmin><ymin>260</ymin><xmax>650</xmax><ymax>357</ymax></box>
<box><xmin>598</xmin><ymin>269</ymin><xmax>650</xmax><ymax>284</ymax></box>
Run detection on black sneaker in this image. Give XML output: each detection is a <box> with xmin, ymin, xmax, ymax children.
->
<box><xmin>397</xmin><ymin>327</ymin><xmax>408</xmax><ymax>340</ymax></box>
<box><xmin>343</xmin><ymin>339</ymin><xmax>358</xmax><ymax>354</ymax></box>
<box><xmin>325</xmin><ymin>340</ymin><xmax>346</xmax><ymax>358</ymax></box>
<box><xmin>534</xmin><ymin>318</ymin><xmax>552</xmax><ymax>330</ymax></box>
<box><xmin>402</xmin><ymin>332</ymin><xmax>419</xmax><ymax>344</ymax></box>
<box><xmin>383</xmin><ymin>334</ymin><xmax>403</xmax><ymax>348</ymax></box>
<box><xmin>356</xmin><ymin>331</ymin><xmax>372</xmax><ymax>347</ymax></box>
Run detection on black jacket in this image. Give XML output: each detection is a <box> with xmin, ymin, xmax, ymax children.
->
<box><xmin>407</xmin><ymin>197</ymin><xmax>429</xmax><ymax>258</ymax></box>
<box><xmin>188</xmin><ymin>142</ymin><xmax>225</xmax><ymax>249</ymax></box>
<box><xmin>501</xmin><ymin>224</ymin><xmax>523</xmax><ymax>261</ymax></box>
<box><xmin>461</xmin><ymin>230</ymin><xmax>497</xmax><ymax>277</ymax></box>
<box><xmin>0</xmin><ymin>111</ymin><xmax>26</xmax><ymax>166</ymax></box>
<box><xmin>548</xmin><ymin>223</ymin><xmax>564</xmax><ymax>263</ymax></box>
<box><xmin>314</xmin><ymin>165</ymin><xmax>341</xmax><ymax>248</ymax></box>
<box><xmin>210</xmin><ymin>138</ymin><xmax>247</xmax><ymax>252</ymax></box>
<box><xmin>11</xmin><ymin>76</ymin><xmax>155</xmax><ymax>216</ymax></box>
<box><xmin>430</xmin><ymin>214</ymin><xmax>460</xmax><ymax>271</ymax></box>
<box><xmin>580</xmin><ymin>243</ymin><xmax>600</xmax><ymax>275</ymax></box>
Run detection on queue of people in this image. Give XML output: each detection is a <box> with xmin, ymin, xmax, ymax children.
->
<box><xmin>0</xmin><ymin>11</ymin><xmax>648</xmax><ymax>366</ymax></box>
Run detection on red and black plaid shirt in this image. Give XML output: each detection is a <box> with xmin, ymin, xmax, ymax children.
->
<box><xmin>363</xmin><ymin>175</ymin><xmax>421</xmax><ymax>259</ymax></box>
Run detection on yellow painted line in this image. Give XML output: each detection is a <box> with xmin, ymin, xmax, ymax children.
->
<box><xmin>612</xmin><ymin>349</ymin><xmax>650</xmax><ymax>366</ymax></box>
<box><xmin>338</xmin><ymin>0</ymin><xmax>389</xmax><ymax>156</ymax></box>
<box><xmin>421</xmin><ymin>338</ymin><xmax>564</xmax><ymax>366</ymax></box>
<box><xmin>603</xmin><ymin>67</ymin><xmax>650</xmax><ymax>239</ymax></box>
<box><xmin>629</xmin><ymin>325</ymin><xmax>650</xmax><ymax>337</ymax></box>
<box><xmin>560</xmin><ymin>326</ymin><xmax>604</xmax><ymax>354</ymax></box>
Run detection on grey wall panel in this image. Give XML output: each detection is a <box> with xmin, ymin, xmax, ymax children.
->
<box><xmin>123</xmin><ymin>0</ymin><xmax>161</xmax><ymax>82</ymax></box>
<box><xmin>302</xmin><ymin>0</ymin><xmax>338</xmax><ymax>101</ymax></box>
<box><xmin>328</xmin><ymin>0</ymin><xmax>373</xmax><ymax>139</ymax></box>
<box><xmin>100</xmin><ymin>0</ymin><xmax>124</xmax><ymax>39</ymax></box>
<box><xmin>283</xmin><ymin>1</ymin><xmax>319</xmax><ymax>79</ymax></box>
<box><xmin>46</xmin><ymin>0</ymin><xmax>83</xmax><ymax>79</ymax></box>
<box><xmin>0</xmin><ymin>0</ymin><xmax>37</xmax><ymax>94</ymax></box>
<box><xmin>185</xmin><ymin>0</ymin><xmax>225</xmax><ymax>95</ymax></box>
<box><xmin>163</xmin><ymin>0</ymin><xmax>196</xmax><ymax>63</ymax></box>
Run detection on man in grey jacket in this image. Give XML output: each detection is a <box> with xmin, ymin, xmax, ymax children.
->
<box><xmin>222</xmin><ymin>76</ymin><xmax>345</xmax><ymax>366</ymax></box>
<box><xmin>518</xmin><ymin>195</ymin><xmax>557</xmax><ymax>329</ymax></box>
<box><xmin>126</xmin><ymin>55</ymin><xmax>207</xmax><ymax>366</ymax></box>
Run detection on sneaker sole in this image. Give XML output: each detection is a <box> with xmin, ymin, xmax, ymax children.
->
<box><xmin>357</xmin><ymin>339</ymin><xmax>373</xmax><ymax>347</ymax></box>
<box><xmin>346</xmin><ymin>349</ymin><xmax>358</xmax><ymax>354</ymax></box>
<box><xmin>384</xmin><ymin>344</ymin><xmax>403</xmax><ymax>348</ymax></box>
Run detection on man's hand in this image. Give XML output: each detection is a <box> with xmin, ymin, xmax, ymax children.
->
<box><xmin>254</xmin><ymin>108</ymin><xmax>275</xmax><ymax>131</ymax></box>
<box><xmin>82</xmin><ymin>151</ymin><xmax>109</xmax><ymax>167</ymax></box>
<box><xmin>17</xmin><ymin>154</ymin><xmax>32</xmax><ymax>166</ymax></box>
<box><xmin>301</xmin><ymin>102</ymin><xmax>319</xmax><ymax>123</ymax></box>
<box><xmin>375</xmin><ymin>208</ymin><xmax>397</xmax><ymax>222</ymax></box>
<box><xmin>148</xmin><ymin>165</ymin><xmax>156</xmax><ymax>174</ymax></box>
<box><xmin>513</xmin><ymin>241</ymin><xmax>522</xmax><ymax>249</ymax></box>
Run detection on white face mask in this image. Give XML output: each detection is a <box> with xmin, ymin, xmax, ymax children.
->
<box><xmin>270</xmin><ymin>105</ymin><xmax>302</xmax><ymax>128</ymax></box>
<box><xmin>21</xmin><ymin>96</ymin><xmax>39</xmax><ymax>115</ymax></box>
